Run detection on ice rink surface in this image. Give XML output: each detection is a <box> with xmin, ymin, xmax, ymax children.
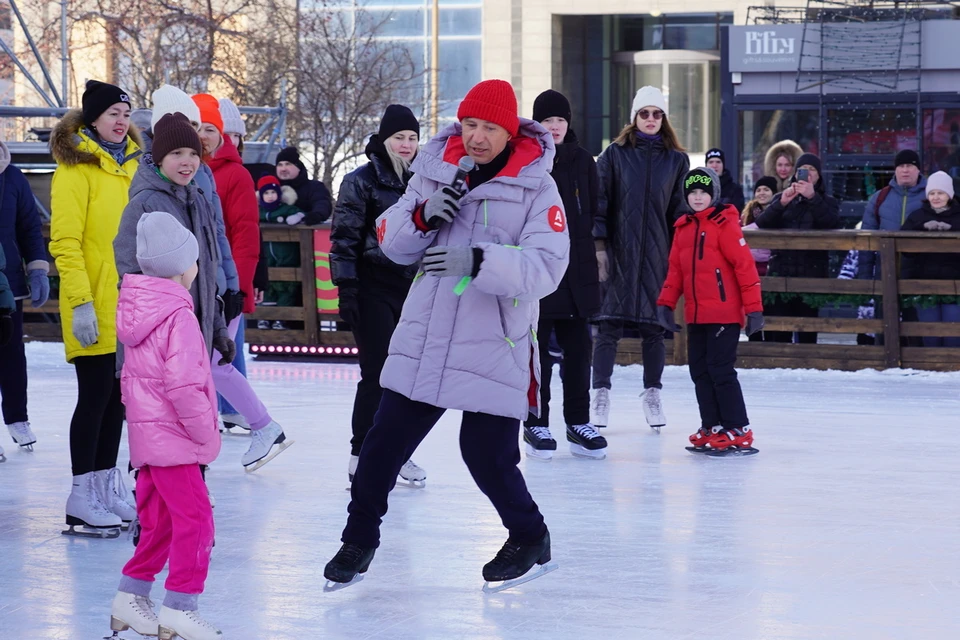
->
<box><xmin>1</xmin><ymin>342</ymin><xmax>958</xmax><ymax>639</ymax></box>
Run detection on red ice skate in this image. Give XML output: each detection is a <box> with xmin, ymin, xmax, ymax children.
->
<box><xmin>702</xmin><ymin>426</ymin><xmax>758</xmax><ymax>457</ymax></box>
<box><xmin>685</xmin><ymin>427</ymin><xmax>714</xmax><ymax>453</ymax></box>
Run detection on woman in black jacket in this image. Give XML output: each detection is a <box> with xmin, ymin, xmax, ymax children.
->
<box><xmin>522</xmin><ymin>90</ymin><xmax>604</xmax><ymax>460</ymax></box>
<box><xmin>330</xmin><ymin>105</ymin><xmax>425</xmax><ymax>485</ymax></box>
<box><xmin>900</xmin><ymin>171</ymin><xmax>960</xmax><ymax>347</ymax></box>
<box><xmin>755</xmin><ymin>152</ymin><xmax>840</xmax><ymax>343</ymax></box>
<box><xmin>592</xmin><ymin>86</ymin><xmax>689</xmax><ymax>432</ymax></box>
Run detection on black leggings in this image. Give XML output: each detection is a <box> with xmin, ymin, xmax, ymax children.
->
<box><xmin>70</xmin><ymin>353</ymin><xmax>124</xmax><ymax>476</ymax></box>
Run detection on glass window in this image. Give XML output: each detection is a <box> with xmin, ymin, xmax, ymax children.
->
<box><xmin>433</xmin><ymin>8</ymin><xmax>482</xmax><ymax>36</ymax></box>
<box><xmin>828</xmin><ymin>163</ymin><xmax>895</xmax><ymax>203</ymax></box>
<box><xmin>367</xmin><ymin>8</ymin><xmax>424</xmax><ymax>37</ymax></box>
<box><xmin>827</xmin><ymin>108</ymin><xmax>916</xmax><ymax>155</ymax></box>
<box><xmin>437</xmin><ymin>39</ymin><xmax>482</xmax><ymax>117</ymax></box>
<box><xmin>740</xmin><ymin>109</ymin><xmax>819</xmax><ymax>185</ymax></box>
<box><xmin>923</xmin><ymin>108</ymin><xmax>960</xmax><ymax>179</ymax></box>
<box><xmin>668</xmin><ymin>63</ymin><xmax>706</xmax><ymax>152</ymax></box>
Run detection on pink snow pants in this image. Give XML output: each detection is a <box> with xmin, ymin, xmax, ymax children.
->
<box><xmin>211</xmin><ymin>316</ymin><xmax>271</xmax><ymax>429</ymax></box>
<box><xmin>122</xmin><ymin>465</ymin><xmax>214</xmax><ymax>595</ymax></box>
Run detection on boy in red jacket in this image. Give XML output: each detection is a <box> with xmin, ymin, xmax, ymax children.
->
<box><xmin>656</xmin><ymin>167</ymin><xmax>764</xmax><ymax>455</ymax></box>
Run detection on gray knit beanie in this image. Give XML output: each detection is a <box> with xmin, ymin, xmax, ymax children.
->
<box><xmin>136</xmin><ymin>211</ymin><xmax>199</xmax><ymax>278</ymax></box>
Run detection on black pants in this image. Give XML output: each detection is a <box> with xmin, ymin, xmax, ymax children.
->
<box><xmin>687</xmin><ymin>323</ymin><xmax>748</xmax><ymax>429</ymax></box>
<box><xmin>592</xmin><ymin>320</ymin><xmax>664</xmax><ymax>390</ymax></box>
<box><xmin>526</xmin><ymin>317</ymin><xmax>591</xmax><ymax>427</ymax></box>
<box><xmin>349</xmin><ymin>287</ymin><xmax>405</xmax><ymax>456</ymax></box>
<box><xmin>70</xmin><ymin>353</ymin><xmax>124</xmax><ymax>476</ymax></box>
<box><xmin>0</xmin><ymin>301</ymin><xmax>27</xmax><ymax>425</ymax></box>
<box><xmin>764</xmin><ymin>297</ymin><xmax>818</xmax><ymax>344</ymax></box>
<box><xmin>342</xmin><ymin>389</ymin><xmax>547</xmax><ymax>549</ymax></box>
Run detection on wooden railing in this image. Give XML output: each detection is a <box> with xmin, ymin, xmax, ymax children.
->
<box><xmin>25</xmin><ymin>226</ymin><xmax>960</xmax><ymax>371</ymax></box>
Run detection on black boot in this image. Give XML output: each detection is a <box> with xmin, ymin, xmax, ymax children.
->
<box><xmin>482</xmin><ymin>530</ymin><xmax>551</xmax><ymax>582</ymax></box>
<box><xmin>324</xmin><ymin>543</ymin><xmax>376</xmax><ymax>583</ymax></box>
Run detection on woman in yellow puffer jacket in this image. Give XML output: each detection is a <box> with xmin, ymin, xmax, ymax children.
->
<box><xmin>50</xmin><ymin>80</ymin><xmax>143</xmax><ymax>534</ymax></box>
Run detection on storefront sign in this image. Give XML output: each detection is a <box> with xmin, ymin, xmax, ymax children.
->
<box><xmin>729</xmin><ymin>25</ymin><xmax>805</xmax><ymax>72</ymax></box>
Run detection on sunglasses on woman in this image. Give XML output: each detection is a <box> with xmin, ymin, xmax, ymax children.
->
<box><xmin>638</xmin><ymin>109</ymin><xmax>664</xmax><ymax>121</ymax></box>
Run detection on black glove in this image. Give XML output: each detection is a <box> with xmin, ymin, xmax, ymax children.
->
<box><xmin>423</xmin><ymin>186</ymin><xmax>462</xmax><ymax>228</ymax></box>
<box><xmin>746</xmin><ymin>312</ymin><xmax>765</xmax><ymax>336</ymax></box>
<box><xmin>214</xmin><ymin>335</ymin><xmax>237</xmax><ymax>366</ymax></box>
<box><xmin>656</xmin><ymin>305</ymin><xmax>681</xmax><ymax>332</ymax></box>
<box><xmin>338</xmin><ymin>287</ymin><xmax>360</xmax><ymax>328</ymax></box>
<box><xmin>0</xmin><ymin>311</ymin><xmax>13</xmax><ymax>347</ymax></box>
<box><xmin>223</xmin><ymin>290</ymin><xmax>246</xmax><ymax>323</ymax></box>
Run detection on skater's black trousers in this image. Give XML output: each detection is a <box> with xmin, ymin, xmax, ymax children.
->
<box><xmin>343</xmin><ymin>389</ymin><xmax>547</xmax><ymax>549</ymax></box>
<box><xmin>525</xmin><ymin>316</ymin><xmax>591</xmax><ymax>427</ymax></box>
<box><xmin>687</xmin><ymin>323</ymin><xmax>749</xmax><ymax>429</ymax></box>
<box><xmin>349</xmin><ymin>286</ymin><xmax>405</xmax><ymax>456</ymax></box>
<box><xmin>70</xmin><ymin>353</ymin><xmax>124</xmax><ymax>476</ymax></box>
<box><xmin>592</xmin><ymin>320</ymin><xmax>664</xmax><ymax>390</ymax></box>
<box><xmin>0</xmin><ymin>301</ymin><xmax>28</xmax><ymax>424</ymax></box>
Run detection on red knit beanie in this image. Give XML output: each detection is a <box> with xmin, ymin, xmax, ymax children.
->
<box><xmin>191</xmin><ymin>93</ymin><xmax>224</xmax><ymax>135</ymax></box>
<box><xmin>457</xmin><ymin>80</ymin><xmax>519</xmax><ymax>137</ymax></box>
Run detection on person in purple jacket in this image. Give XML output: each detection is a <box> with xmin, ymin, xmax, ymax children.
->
<box><xmin>323</xmin><ymin>80</ymin><xmax>570</xmax><ymax>593</ymax></box>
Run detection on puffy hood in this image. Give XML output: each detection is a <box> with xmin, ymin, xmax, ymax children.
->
<box><xmin>0</xmin><ymin>139</ymin><xmax>10</xmax><ymax>173</ymax></box>
<box><xmin>117</xmin><ymin>274</ymin><xmax>195</xmax><ymax>347</ymax></box>
<box><xmin>412</xmin><ymin>117</ymin><xmax>554</xmax><ymax>191</ymax></box>
<box><xmin>763</xmin><ymin>139</ymin><xmax>804</xmax><ymax>190</ymax></box>
<box><xmin>50</xmin><ymin>109</ymin><xmax>144</xmax><ymax>167</ymax></box>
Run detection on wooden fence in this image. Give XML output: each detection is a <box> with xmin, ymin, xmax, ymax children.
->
<box><xmin>25</xmin><ymin>226</ymin><xmax>960</xmax><ymax>371</ymax></box>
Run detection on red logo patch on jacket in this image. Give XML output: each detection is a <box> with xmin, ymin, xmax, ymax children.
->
<box><xmin>376</xmin><ymin>218</ymin><xmax>387</xmax><ymax>244</ymax></box>
<box><xmin>548</xmin><ymin>206</ymin><xmax>566</xmax><ymax>232</ymax></box>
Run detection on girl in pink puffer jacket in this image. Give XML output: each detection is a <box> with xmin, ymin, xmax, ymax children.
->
<box><xmin>110</xmin><ymin>210</ymin><xmax>223</xmax><ymax>639</ymax></box>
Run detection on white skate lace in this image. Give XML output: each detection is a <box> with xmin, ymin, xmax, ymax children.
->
<box><xmin>107</xmin><ymin>468</ymin><xmax>133</xmax><ymax>506</ymax></box>
<box><xmin>402</xmin><ymin>460</ymin><xmax>423</xmax><ymax>473</ymax></box>
<box><xmin>643</xmin><ymin>389</ymin><xmax>661</xmax><ymax>409</ymax></box>
<box><xmin>569</xmin><ymin>424</ymin><xmax>601</xmax><ymax>440</ymax></box>
<box><xmin>529</xmin><ymin>426</ymin><xmax>554</xmax><ymax>441</ymax></box>
<box><xmin>183</xmin><ymin>609</ymin><xmax>219</xmax><ymax>630</ymax></box>
<box><xmin>133</xmin><ymin>596</ymin><xmax>157</xmax><ymax>620</ymax></box>
<box><xmin>86</xmin><ymin>478</ymin><xmax>113</xmax><ymax>516</ymax></box>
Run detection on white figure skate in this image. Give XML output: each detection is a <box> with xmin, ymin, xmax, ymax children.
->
<box><xmin>99</xmin><ymin>468</ymin><xmax>137</xmax><ymax>528</ymax></box>
<box><xmin>7</xmin><ymin>422</ymin><xmax>36</xmax><ymax>450</ymax></box>
<box><xmin>591</xmin><ymin>388</ymin><xmax>610</xmax><ymax>428</ymax></box>
<box><xmin>108</xmin><ymin>591</ymin><xmax>159</xmax><ymax>638</ymax></box>
<box><xmin>242</xmin><ymin>421</ymin><xmax>293</xmax><ymax>473</ymax></box>
<box><xmin>219</xmin><ymin>412</ymin><xmax>250</xmax><ymax>434</ymax></box>
<box><xmin>397</xmin><ymin>459</ymin><xmax>426</xmax><ymax>488</ymax></box>
<box><xmin>158</xmin><ymin>606</ymin><xmax>222</xmax><ymax>640</ymax></box>
<box><xmin>641</xmin><ymin>388</ymin><xmax>666</xmax><ymax>431</ymax></box>
<box><xmin>63</xmin><ymin>472</ymin><xmax>122</xmax><ymax>538</ymax></box>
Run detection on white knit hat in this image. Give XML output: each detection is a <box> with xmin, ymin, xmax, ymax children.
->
<box><xmin>926</xmin><ymin>171</ymin><xmax>955</xmax><ymax>199</ymax></box>
<box><xmin>630</xmin><ymin>86</ymin><xmax>668</xmax><ymax>122</ymax></box>
<box><xmin>151</xmin><ymin>85</ymin><xmax>202</xmax><ymax>131</ymax></box>
<box><xmin>218</xmin><ymin>98</ymin><xmax>246</xmax><ymax>136</ymax></box>
<box><xmin>136</xmin><ymin>211</ymin><xmax>199</xmax><ymax>278</ymax></box>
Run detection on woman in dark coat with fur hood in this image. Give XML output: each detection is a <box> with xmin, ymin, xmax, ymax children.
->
<box><xmin>522</xmin><ymin>90</ymin><xmax>603</xmax><ymax>460</ymax></box>
<box><xmin>330</xmin><ymin>105</ymin><xmax>425</xmax><ymax>486</ymax></box>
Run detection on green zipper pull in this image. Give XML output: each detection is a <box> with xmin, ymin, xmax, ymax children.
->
<box><xmin>453</xmin><ymin>276</ymin><xmax>472</xmax><ymax>295</ymax></box>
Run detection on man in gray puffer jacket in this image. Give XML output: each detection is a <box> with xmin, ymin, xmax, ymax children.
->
<box><xmin>859</xmin><ymin>149</ymin><xmax>927</xmax><ymax>279</ymax></box>
<box><xmin>324</xmin><ymin>80</ymin><xmax>569</xmax><ymax>592</ymax></box>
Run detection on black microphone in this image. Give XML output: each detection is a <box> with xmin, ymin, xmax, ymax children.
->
<box><xmin>450</xmin><ymin>156</ymin><xmax>476</xmax><ymax>195</ymax></box>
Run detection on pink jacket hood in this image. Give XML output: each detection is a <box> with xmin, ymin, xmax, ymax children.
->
<box><xmin>118</xmin><ymin>274</ymin><xmax>221</xmax><ymax>468</ymax></box>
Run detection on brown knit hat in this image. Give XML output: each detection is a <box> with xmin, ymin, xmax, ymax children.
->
<box><xmin>152</xmin><ymin>112</ymin><xmax>203</xmax><ymax>164</ymax></box>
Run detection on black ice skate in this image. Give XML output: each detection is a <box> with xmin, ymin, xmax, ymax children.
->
<box><xmin>523</xmin><ymin>426</ymin><xmax>557</xmax><ymax>461</ymax></box>
<box><xmin>323</xmin><ymin>543</ymin><xmax>376</xmax><ymax>592</ymax></box>
<box><xmin>565</xmin><ymin>424</ymin><xmax>608</xmax><ymax>459</ymax></box>
<box><xmin>482</xmin><ymin>530</ymin><xmax>558</xmax><ymax>593</ymax></box>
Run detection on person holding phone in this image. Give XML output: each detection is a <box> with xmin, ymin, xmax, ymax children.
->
<box><xmin>754</xmin><ymin>153</ymin><xmax>840</xmax><ymax>343</ymax></box>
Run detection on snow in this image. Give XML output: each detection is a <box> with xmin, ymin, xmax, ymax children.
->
<box><xmin>1</xmin><ymin>342</ymin><xmax>958</xmax><ymax>639</ymax></box>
